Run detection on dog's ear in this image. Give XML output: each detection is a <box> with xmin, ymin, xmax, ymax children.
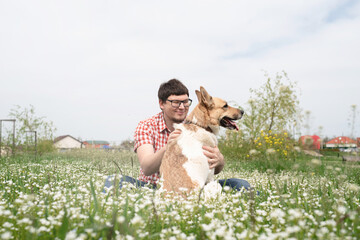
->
<box><xmin>196</xmin><ymin>86</ymin><xmax>214</xmax><ymax>107</ymax></box>
<box><xmin>195</xmin><ymin>90</ymin><xmax>202</xmax><ymax>103</ymax></box>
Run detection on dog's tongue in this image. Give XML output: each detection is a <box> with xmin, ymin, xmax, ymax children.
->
<box><xmin>225</xmin><ymin>118</ymin><xmax>239</xmax><ymax>131</ymax></box>
<box><xmin>231</xmin><ymin>121</ymin><xmax>239</xmax><ymax>131</ymax></box>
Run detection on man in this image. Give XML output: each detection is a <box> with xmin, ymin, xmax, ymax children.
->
<box><xmin>134</xmin><ymin>78</ymin><xmax>226</xmax><ymax>186</ymax></box>
<box><xmin>105</xmin><ymin>79</ymin><xmax>250</xmax><ymax>191</ymax></box>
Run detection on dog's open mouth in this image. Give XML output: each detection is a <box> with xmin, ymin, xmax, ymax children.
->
<box><xmin>220</xmin><ymin>117</ymin><xmax>239</xmax><ymax>131</ymax></box>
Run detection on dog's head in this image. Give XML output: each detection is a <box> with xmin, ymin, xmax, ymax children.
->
<box><xmin>187</xmin><ymin>86</ymin><xmax>244</xmax><ymax>133</ymax></box>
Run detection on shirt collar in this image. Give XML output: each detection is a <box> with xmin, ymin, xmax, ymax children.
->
<box><xmin>159</xmin><ymin>112</ymin><xmax>171</xmax><ymax>133</ymax></box>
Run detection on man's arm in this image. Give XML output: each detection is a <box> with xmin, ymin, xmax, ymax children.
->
<box><xmin>137</xmin><ymin>144</ymin><xmax>166</xmax><ymax>176</ymax></box>
<box><xmin>136</xmin><ymin>130</ymin><xmax>182</xmax><ymax>176</ymax></box>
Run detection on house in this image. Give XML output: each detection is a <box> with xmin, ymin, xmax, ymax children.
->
<box><xmin>299</xmin><ymin>135</ymin><xmax>321</xmax><ymax>150</ymax></box>
<box><xmin>0</xmin><ymin>146</ymin><xmax>12</xmax><ymax>157</ymax></box>
<box><xmin>54</xmin><ymin>135</ymin><xmax>83</xmax><ymax>151</ymax></box>
<box><xmin>325</xmin><ymin>136</ymin><xmax>357</xmax><ymax>149</ymax></box>
<box><xmin>83</xmin><ymin>140</ymin><xmax>110</xmax><ymax>149</ymax></box>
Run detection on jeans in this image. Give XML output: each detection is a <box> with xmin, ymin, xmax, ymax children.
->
<box><xmin>218</xmin><ymin>178</ymin><xmax>251</xmax><ymax>191</ymax></box>
<box><xmin>103</xmin><ymin>175</ymin><xmax>251</xmax><ymax>192</ymax></box>
<box><xmin>103</xmin><ymin>175</ymin><xmax>157</xmax><ymax>191</ymax></box>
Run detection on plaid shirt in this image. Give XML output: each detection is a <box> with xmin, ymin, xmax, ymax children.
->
<box><xmin>134</xmin><ymin>112</ymin><xmax>171</xmax><ymax>185</ymax></box>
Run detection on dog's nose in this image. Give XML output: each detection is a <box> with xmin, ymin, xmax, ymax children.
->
<box><xmin>240</xmin><ymin>109</ymin><xmax>245</xmax><ymax>115</ymax></box>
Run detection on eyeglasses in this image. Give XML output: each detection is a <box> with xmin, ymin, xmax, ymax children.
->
<box><xmin>166</xmin><ymin>99</ymin><xmax>192</xmax><ymax>108</ymax></box>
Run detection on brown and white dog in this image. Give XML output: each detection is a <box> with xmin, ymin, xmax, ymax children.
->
<box><xmin>159</xmin><ymin>86</ymin><xmax>243</xmax><ymax>196</ymax></box>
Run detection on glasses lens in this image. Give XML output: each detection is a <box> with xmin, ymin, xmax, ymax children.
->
<box><xmin>168</xmin><ymin>99</ymin><xmax>192</xmax><ymax>107</ymax></box>
<box><xmin>171</xmin><ymin>101</ymin><xmax>181</xmax><ymax>107</ymax></box>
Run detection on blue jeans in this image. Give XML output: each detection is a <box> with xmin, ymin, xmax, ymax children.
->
<box><xmin>103</xmin><ymin>175</ymin><xmax>157</xmax><ymax>191</ymax></box>
<box><xmin>218</xmin><ymin>178</ymin><xmax>251</xmax><ymax>191</ymax></box>
<box><xmin>103</xmin><ymin>175</ymin><xmax>251</xmax><ymax>192</ymax></box>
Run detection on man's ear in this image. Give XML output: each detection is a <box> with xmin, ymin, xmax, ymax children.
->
<box><xmin>159</xmin><ymin>99</ymin><xmax>165</xmax><ymax>110</ymax></box>
<box><xmin>197</xmin><ymin>86</ymin><xmax>213</xmax><ymax>107</ymax></box>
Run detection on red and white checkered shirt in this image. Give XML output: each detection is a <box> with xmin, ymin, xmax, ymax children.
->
<box><xmin>134</xmin><ymin>112</ymin><xmax>170</xmax><ymax>185</ymax></box>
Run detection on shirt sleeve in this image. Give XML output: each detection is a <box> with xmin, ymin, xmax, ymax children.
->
<box><xmin>133</xmin><ymin>121</ymin><xmax>154</xmax><ymax>152</ymax></box>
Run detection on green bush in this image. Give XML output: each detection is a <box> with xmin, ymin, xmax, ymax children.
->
<box><xmin>219</xmin><ymin>129</ymin><xmax>300</xmax><ymax>162</ymax></box>
<box><xmin>37</xmin><ymin>139</ymin><xmax>56</xmax><ymax>155</ymax></box>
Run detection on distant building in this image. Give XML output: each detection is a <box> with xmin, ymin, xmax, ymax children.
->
<box><xmin>54</xmin><ymin>135</ymin><xmax>83</xmax><ymax>150</ymax></box>
<box><xmin>325</xmin><ymin>136</ymin><xmax>357</xmax><ymax>148</ymax></box>
<box><xmin>0</xmin><ymin>146</ymin><xmax>12</xmax><ymax>157</ymax></box>
<box><xmin>299</xmin><ymin>135</ymin><xmax>321</xmax><ymax>150</ymax></box>
<box><xmin>83</xmin><ymin>140</ymin><xmax>110</xmax><ymax>149</ymax></box>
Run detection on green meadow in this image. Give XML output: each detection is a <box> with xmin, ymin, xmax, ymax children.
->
<box><xmin>0</xmin><ymin>147</ymin><xmax>359</xmax><ymax>240</ymax></box>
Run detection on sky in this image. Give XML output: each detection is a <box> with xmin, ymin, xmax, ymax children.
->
<box><xmin>1</xmin><ymin>0</ymin><xmax>360</xmax><ymax>144</ymax></box>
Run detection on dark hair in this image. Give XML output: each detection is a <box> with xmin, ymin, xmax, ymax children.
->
<box><xmin>158</xmin><ymin>79</ymin><xmax>189</xmax><ymax>102</ymax></box>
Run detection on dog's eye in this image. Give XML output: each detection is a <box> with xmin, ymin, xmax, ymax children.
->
<box><xmin>223</xmin><ymin>104</ymin><xmax>228</xmax><ymax>108</ymax></box>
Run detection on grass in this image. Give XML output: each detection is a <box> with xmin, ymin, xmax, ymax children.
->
<box><xmin>0</xmin><ymin>150</ymin><xmax>360</xmax><ymax>239</ymax></box>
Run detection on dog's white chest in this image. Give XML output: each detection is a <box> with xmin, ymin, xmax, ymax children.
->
<box><xmin>175</xmin><ymin>124</ymin><xmax>217</xmax><ymax>187</ymax></box>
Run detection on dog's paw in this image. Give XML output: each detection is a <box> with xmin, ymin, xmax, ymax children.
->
<box><xmin>202</xmin><ymin>181</ymin><xmax>222</xmax><ymax>200</ymax></box>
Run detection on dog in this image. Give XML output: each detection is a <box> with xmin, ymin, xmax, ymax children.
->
<box><xmin>159</xmin><ymin>86</ymin><xmax>243</xmax><ymax>196</ymax></box>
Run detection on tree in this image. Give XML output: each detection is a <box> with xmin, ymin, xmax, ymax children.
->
<box><xmin>238</xmin><ymin>97</ymin><xmax>262</xmax><ymax>141</ymax></box>
<box><xmin>303</xmin><ymin>110</ymin><xmax>312</xmax><ymax>135</ymax></box>
<box><xmin>219</xmin><ymin>71</ymin><xmax>301</xmax><ymax>161</ymax></box>
<box><xmin>347</xmin><ymin>104</ymin><xmax>358</xmax><ymax>139</ymax></box>
<box><xmin>240</xmin><ymin>71</ymin><xmax>300</xmax><ymax>140</ymax></box>
<box><xmin>8</xmin><ymin>105</ymin><xmax>57</xmax><ymax>153</ymax></box>
<box><xmin>317</xmin><ymin>125</ymin><xmax>324</xmax><ymax>138</ymax></box>
<box><xmin>120</xmin><ymin>139</ymin><xmax>134</xmax><ymax>151</ymax></box>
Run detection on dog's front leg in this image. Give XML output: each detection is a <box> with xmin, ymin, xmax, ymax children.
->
<box><xmin>205</xmin><ymin>168</ymin><xmax>215</xmax><ymax>184</ymax></box>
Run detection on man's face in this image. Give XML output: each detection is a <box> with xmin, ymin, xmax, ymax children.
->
<box><xmin>160</xmin><ymin>94</ymin><xmax>191</xmax><ymax>123</ymax></box>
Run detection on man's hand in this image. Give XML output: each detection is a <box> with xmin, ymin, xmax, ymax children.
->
<box><xmin>202</xmin><ymin>145</ymin><xmax>225</xmax><ymax>174</ymax></box>
<box><xmin>168</xmin><ymin>129</ymin><xmax>182</xmax><ymax>144</ymax></box>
